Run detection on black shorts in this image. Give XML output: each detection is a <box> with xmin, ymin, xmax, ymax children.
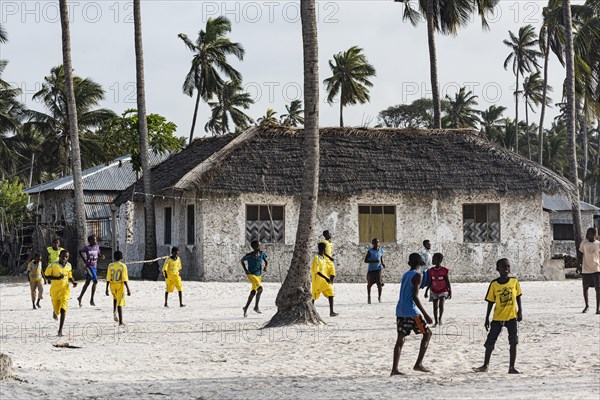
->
<box><xmin>367</xmin><ymin>270</ymin><xmax>382</xmax><ymax>286</ymax></box>
<box><xmin>582</xmin><ymin>272</ymin><xmax>600</xmax><ymax>288</ymax></box>
<box><xmin>396</xmin><ymin>316</ymin><xmax>428</xmax><ymax>336</ymax></box>
<box><xmin>484</xmin><ymin>319</ymin><xmax>518</xmax><ymax>350</ymax></box>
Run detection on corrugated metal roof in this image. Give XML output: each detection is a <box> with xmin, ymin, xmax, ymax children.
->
<box><xmin>85</xmin><ymin>203</ymin><xmax>112</xmax><ymax>219</ymax></box>
<box><xmin>542</xmin><ymin>193</ymin><xmax>600</xmax><ymax>212</ymax></box>
<box><xmin>25</xmin><ymin>153</ymin><xmax>168</xmax><ymax>194</ymax></box>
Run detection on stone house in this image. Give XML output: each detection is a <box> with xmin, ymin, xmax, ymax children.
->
<box><xmin>114</xmin><ymin>127</ymin><xmax>574</xmax><ymax>282</ymax></box>
<box><xmin>543</xmin><ymin>193</ymin><xmax>600</xmax><ymax>255</ymax></box>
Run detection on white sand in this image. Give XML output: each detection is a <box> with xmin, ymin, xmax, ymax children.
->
<box><xmin>1</xmin><ymin>279</ymin><xmax>599</xmax><ymax>399</ymax></box>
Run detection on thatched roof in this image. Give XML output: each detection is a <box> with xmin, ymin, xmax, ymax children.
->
<box><xmin>115</xmin><ymin>127</ymin><xmax>574</xmax><ymax>205</ymax></box>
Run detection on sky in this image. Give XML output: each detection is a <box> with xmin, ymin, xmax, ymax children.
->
<box><xmin>0</xmin><ymin>0</ymin><xmax>584</xmax><ymax>140</ymax></box>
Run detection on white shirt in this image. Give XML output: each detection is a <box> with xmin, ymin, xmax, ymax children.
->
<box><xmin>419</xmin><ymin>248</ymin><xmax>432</xmax><ymax>271</ymax></box>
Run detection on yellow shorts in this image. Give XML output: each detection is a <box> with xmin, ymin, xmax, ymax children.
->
<box><xmin>247</xmin><ymin>274</ymin><xmax>262</xmax><ymax>291</ymax></box>
<box><xmin>312</xmin><ymin>285</ymin><xmax>334</xmax><ymax>300</ymax></box>
<box><xmin>166</xmin><ymin>276</ymin><xmax>183</xmax><ymax>293</ymax></box>
<box><xmin>50</xmin><ymin>287</ymin><xmax>70</xmax><ymax>315</ymax></box>
<box><xmin>110</xmin><ymin>283</ymin><xmax>126</xmax><ymax>307</ymax></box>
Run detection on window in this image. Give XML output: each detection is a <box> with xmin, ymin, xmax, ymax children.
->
<box><xmin>463</xmin><ymin>204</ymin><xmax>500</xmax><ymax>243</ymax></box>
<box><xmin>358</xmin><ymin>205</ymin><xmax>396</xmax><ymax>243</ymax></box>
<box><xmin>246</xmin><ymin>205</ymin><xmax>284</xmax><ymax>243</ymax></box>
<box><xmin>164</xmin><ymin>207</ymin><xmax>172</xmax><ymax>245</ymax></box>
<box><xmin>187</xmin><ymin>204</ymin><xmax>195</xmax><ymax>245</ymax></box>
<box><xmin>553</xmin><ymin>223</ymin><xmax>574</xmax><ymax>240</ymax></box>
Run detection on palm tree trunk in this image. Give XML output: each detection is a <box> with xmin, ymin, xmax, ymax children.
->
<box><xmin>426</xmin><ymin>0</ymin><xmax>441</xmax><ymax>129</ymax></box>
<box><xmin>134</xmin><ymin>0</ymin><xmax>158</xmax><ymax>280</ymax></box>
<box><xmin>563</xmin><ymin>0</ymin><xmax>583</xmax><ymax>255</ymax></box>
<box><xmin>515</xmin><ymin>72</ymin><xmax>520</xmax><ymax>154</ymax></box>
<box><xmin>525</xmin><ymin>98</ymin><xmax>531</xmax><ymax>160</ymax></box>
<box><xmin>538</xmin><ymin>31</ymin><xmax>551</xmax><ymax>164</ymax></box>
<box><xmin>581</xmin><ymin>101</ymin><xmax>588</xmax><ymax>202</ymax></box>
<box><xmin>266</xmin><ymin>0</ymin><xmax>324</xmax><ymax>327</ymax></box>
<box><xmin>189</xmin><ymin>91</ymin><xmax>201</xmax><ymax>143</ymax></box>
<box><xmin>59</xmin><ymin>0</ymin><xmax>86</xmax><ymax>268</ymax></box>
<box><xmin>339</xmin><ymin>101</ymin><xmax>344</xmax><ymax>127</ymax></box>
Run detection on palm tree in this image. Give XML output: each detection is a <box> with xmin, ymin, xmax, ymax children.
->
<box><xmin>323</xmin><ymin>46</ymin><xmax>375</xmax><ymax>127</ymax></box>
<box><xmin>523</xmin><ymin>71</ymin><xmax>552</xmax><ymax>160</ymax></box>
<box><xmin>58</xmin><ymin>0</ymin><xmax>87</xmax><ymax>267</ymax></box>
<box><xmin>480</xmin><ymin>105</ymin><xmax>506</xmax><ymax>143</ymax></box>
<box><xmin>543</xmin><ymin>121</ymin><xmax>569</xmax><ymax>174</ymax></box>
<box><xmin>562</xmin><ymin>0</ymin><xmax>583</xmax><ymax>254</ymax></box>
<box><xmin>538</xmin><ymin>0</ymin><xmax>565</xmax><ymax>164</ymax></box>
<box><xmin>0</xmin><ymin>23</ymin><xmax>7</xmax><ymax>43</ymax></box>
<box><xmin>280</xmin><ymin>100</ymin><xmax>304</xmax><ymax>127</ymax></box>
<box><xmin>133</xmin><ymin>0</ymin><xmax>159</xmax><ymax>279</ymax></box>
<box><xmin>442</xmin><ymin>87</ymin><xmax>480</xmax><ymax>129</ymax></box>
<box><xmin>179</xmin><ymin>17</ymin><xmax>244</xmax><ymax>144</ymax></box>
<box><xmin>397</xmin><ymin>0</ymin><xmax>499</xmax><ymax>128</ymax></box>
<box><xmin>24</xmin><ymin>66</ymin><xmax>115</xmax><ymax>175</ymax></box>
<box><xmin>205</xmin><ymin>81</ymin><xmax>254</xmax><ymax>135</ymax></box>
<box><xmin>503</xmin><ymin>25</ymin><xmax>542</xmax><ymax>155</ymax></box>
<box><xmin>0</xmin><ymin>60</ymin><xmax>25</xmax><ymax>177</ymax></box>
<box><xmin>266</xmin><ymin>0</ymin><xmax>323</xmax><ymax>327</ymax></box>
<box><xmin>257</xmin><ymin>109</ymin><xmax>279</xmax><ymax>127</ymax></box>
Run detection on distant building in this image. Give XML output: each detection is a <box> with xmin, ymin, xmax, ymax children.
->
<box><xmin>25</xmin><ymin>154</ymin><xmax>166</xmax><ymax>249</ymax></box>
<box><xmin>115</xmin><ymin>127</ymin><xmax>575</xmax><ymax>282</ymax></box>
<box><xmin>543</xmin><ymin>193</ymin><xmax>600</xmax><ymax>255</ymax></box>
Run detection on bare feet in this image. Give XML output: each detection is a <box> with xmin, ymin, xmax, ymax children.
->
<box><xmin>119</xmin><ymin>322</ymin><xmax>126</xmax><ymax>326</ymax></box>
<box><xmin>53</xmin><ymin>313</ymin><xmax>58</xmax><ymax>321</ymax></box>
<box><xmin>57</xmin><ymin>331</ymin><xmax>63</xmax><ymax>337</ymax></box>
<box><xmin>78</xmin><ymin>297</ymin><xmax>82</xmax><ymax>307</ymax></box>
<box><xmin>582</xmin><ymin>306</ymin><xmax>589</xmax><ymax>313</ymax></box>
<box><xmin>90</xmin><ymin>301</ymin><xmax>96</xmax><ymax>307</ymax></box>
<box><xmin>413</xmin><ymin>364</ymin><xmax>431</xmax><ymax>373</ymax></box>
<box><xmin>330</xmin><ymin>312</ymin><xmax>339</xmax><ymax>317</ymax></box>
<box><xmin>390</xmin><ymin>370</ymin><xmax>404</xmax><ymax>376</ymax></box>
<box><xmin>36</xmin><ymin>301</ymin><xmax>41</xmax><ymax>308</ymax></box>
<box><xmin>508</xmin><ymin>368</ymin><xmax>521</xmax><ymax>374</ymax></box>
<box><xmin>254</xmin><ymin>308</ymin><xmax>261</xmax><ymax>314</ymax></box>
<box><xmin>368</xmin><ymin>297</ymin><xmax>371</xmax><ymax>304</ymax></box>
<box><xmin>113</xmin><ymin>313</ymin><xmax>119</xmax><ymax>322</ymax></box>
<box><xmin>180</xmin><ymin>304</ymin><xmax>186</xmax><ymax>308</ymax></box>
<box><xmin>243</xmin><ymin>307</ymin><xmax>248</xmax><ymax>317</ymax></box>
<box><xmin>473</xmin><ymin>365</ymin><xmax>488</xmax><ymax>372</ymax></box>
<box><xmin>164</xmin><ymin>303</ymin><xmax>168</xmax><ymax>307</ymax></box>
<box><xmin>33</xmin><ymin>305</ymin><xmax>37</xmax><ymax>310</ymax></box>
<box><xmin>378</xmin><ymin>296</ymin><xmax>381</xmax><ymax>303</ymax></box>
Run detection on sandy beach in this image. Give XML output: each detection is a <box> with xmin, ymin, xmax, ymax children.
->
<box><xmin>1</xmin><ymin>279</ymin><xmax>599</xmax><ymax>399</ymax></box>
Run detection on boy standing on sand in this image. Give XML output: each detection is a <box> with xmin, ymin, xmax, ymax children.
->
<box><xmin>78</xmin><ymin>235</ymin><xmax>104</xmax><ymax>307</ymax></box>
<box><xmin>106</xmin><ymin>251</ymin><xmax>131</xmax><ymax>325</ymax></box>
<box><xmin>424</xmin><ymin>253</ymin><xmax>451</xmax><ymax>326</ymax></box>
<box><xmin>27</xmin><ymin>253</ymin><xmax>47</xmax><ymax>309</ymax></box>
<box><xmin>321</xmin><ymin>230</ymin><xmax>336</xmax><ymax>284</ymax></box>
<box><xmin>45</xmin><ymin>250</ymin><xmax>77</xmax><ymax>337</ymax></box>
<box><xmin>391</xmin><ymin>253</ymin><xmax>433</xmax><ymax>376</ymax></box>
<box><xmin>163</xmin><ymin>247</ymin><xmax>185</xmax><ymax>307</ymax></box>
<box><xmin>311</xmin><ymin>242</ymin><xmax>338</xmax><ymax>317</ymax></box>
<box><xmin>578</xmin><ymin>227</ymin><xmax>600</xmax><ymax>314</ymax></box>
<box><xmin>364</xmin><ymin>238</ymin><xmax>385</xmax><ymax>304</ymax></box>
<box><xmin>474</xmin><ymin>258</ymin><xmax>522</xmax><ymax>374</ymax></box>
<box><xmin>419</xmin><ymin>240</ymin><xmax>433</xmax><ymax>289</ymax></box>
<box><xmin>241</xmin><ymin>240</ymin><xmax>268</xmax><ymax>317</ymax></box>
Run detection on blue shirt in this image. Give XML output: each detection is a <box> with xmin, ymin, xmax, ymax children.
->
<box><xmin>367</xmin><ymin>248</ymin><xmax>384</xmax><ymax>271</ymax></box>
<box><xmin>396</xmin><ymin>269</ymin><xmax>421</xmax><ymax>317</ymax></box>
<box><xmin>242</xmin><ymin>251</ymin><xmax>267</xmax><ymax>276</ymax></box>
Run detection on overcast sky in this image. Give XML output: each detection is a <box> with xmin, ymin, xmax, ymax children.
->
<box><xmin>0</xmin><ymin>1</ymin><xmax>583</xmax><ymax>139</ymax></box>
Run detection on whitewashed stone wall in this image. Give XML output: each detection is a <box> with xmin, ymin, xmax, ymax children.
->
<box><xmin>118</xmin><ymin>191</ymin><xmax>556</xmax><ymax>282</ymax></box>
<box><xmin>35</xmin><ymin>192</ymin><xmax>74</xmax><ymax>223</ymax></box>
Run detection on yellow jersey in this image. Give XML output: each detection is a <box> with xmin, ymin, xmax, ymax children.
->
<box><xmin>47</xmin><ymin>246</ymin><xmax>64</xmax><ymax>267</ymax></box>
<box><xmin>27</xmin><ymin>261</ymin><xmax>44</xmax><ymax>283</ymax></box>
<box><xmin>162</xmin><ymin>257</ymin><xmax>182</xmax><ymax>277</ymax></box>
<box><xmin>107</xmin><ymin>261</ymin><xmax>129</xmax><ymax>284</ymax></box>
<box><xmin>45</xmin><ymin>262</ymin><xmax>73</xmax><ymax>291</ymax></box>
<box><xmin>485</xmin><ymin>278</ymin><xmax>522</xmax><ymax>321</ymax></box>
